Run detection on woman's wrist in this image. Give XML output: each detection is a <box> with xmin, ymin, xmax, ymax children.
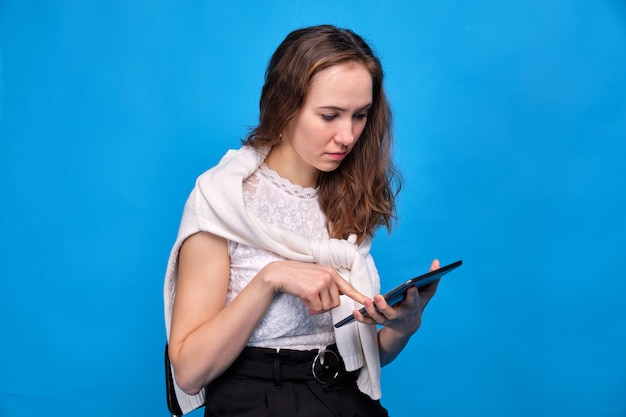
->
<box><xmin>381</xmin><ymin>325</ymin><xmax>412</xmax><ymax>344</ymax></box>
<box><xmin>258</xmin><ymin>261</ymin><xmax>283</xmax><ymax>294</ymax></box>
<box><xmin>378</xmin><ymin>326</ymin><xmax>413</xmax><ymax>366</ymax></box>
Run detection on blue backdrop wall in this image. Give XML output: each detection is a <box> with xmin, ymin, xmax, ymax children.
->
<box><xmin>1</xmin><ymin>1</ymin><xmax>625</xmax><ymax>416</ymax></box>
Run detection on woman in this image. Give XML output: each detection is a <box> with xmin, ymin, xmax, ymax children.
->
<box><xmin>164</xmin><ymin>24</ymin><xmax>440</xmax><ymax>416</ymax></box>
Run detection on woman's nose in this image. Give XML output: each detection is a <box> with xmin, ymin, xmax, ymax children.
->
<box><xmin>334</xmin><ymin>119</ymin><xmax>357</xmax><ymax>147</ymax></box>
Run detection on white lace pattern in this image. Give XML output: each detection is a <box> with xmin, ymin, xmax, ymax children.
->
<box><xmin>227</xmin><ymin>164</ymin><xmax>335</xmax><ymax>350</ymax></box>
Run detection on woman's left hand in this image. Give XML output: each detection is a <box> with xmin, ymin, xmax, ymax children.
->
<box><xmin>353</xmin><ymin>259</ymin><xmax>440</xmax><ymax>336</ymax></box>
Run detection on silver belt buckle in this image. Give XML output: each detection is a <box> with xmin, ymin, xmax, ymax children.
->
<box><xmin>312</xmin><ymin>348</ymin><xmax>340</xmax><ymax>384</ymax></box>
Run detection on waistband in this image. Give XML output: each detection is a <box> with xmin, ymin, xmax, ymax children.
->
<box><xmin>222</xmin><ymin>344</ymin><xmax>348</xmax><ymax>386</ymax></box>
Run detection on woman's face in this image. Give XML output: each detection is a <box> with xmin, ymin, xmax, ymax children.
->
<box><xmin>268</xmin><ymin>61</ymin><xmax>373</xmax><ymax>188</ymax></box>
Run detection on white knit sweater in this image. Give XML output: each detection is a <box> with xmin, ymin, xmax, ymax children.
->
<box><xmin>163</xmin><ymin>146</ymin><xmax>381</xmax><ymax>414</ymax></box>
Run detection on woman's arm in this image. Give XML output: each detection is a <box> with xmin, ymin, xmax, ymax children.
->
<box><xmin>168</xmin><ymin>231</ymin><xmax>275</xmax><ymax>394</ymax></box>
<box><xmin>168</xmin><ymin>231</ymin><xmax>369</xmax><ymax>395</ymax></box>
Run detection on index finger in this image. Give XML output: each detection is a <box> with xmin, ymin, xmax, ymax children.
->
<box><xmin>334</xmin><ymin>276</ymin><xmax>369</xmax><ymax>304</ymax></box>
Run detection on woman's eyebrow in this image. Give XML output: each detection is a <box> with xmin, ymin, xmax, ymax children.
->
<box><xmin>317</xmin><ymin>103</ymin><xmax>372</xmax><ymax>112</ymax></box>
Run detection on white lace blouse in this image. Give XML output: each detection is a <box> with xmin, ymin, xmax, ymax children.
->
<box><xmin>226</xmin><ymin>164</ymin><xmax>336</xmax><ymax>350</ymax></box>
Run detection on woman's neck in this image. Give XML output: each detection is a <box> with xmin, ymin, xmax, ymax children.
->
<box><xmin>264</xmin><ymin>144</ymin><xmax>319</xmax><ymax>188</ymax></box>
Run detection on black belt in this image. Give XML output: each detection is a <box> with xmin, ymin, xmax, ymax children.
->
<box><xmin>222</xmin><ymin>344</ymin><xmax>348</xmax><ymax>386</ymax></box>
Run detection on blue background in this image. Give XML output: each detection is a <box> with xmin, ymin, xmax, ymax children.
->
<box><xmin>1</xmin><ymin>1</ymin><xmax>625</xmax><ymax>416</ymax></box>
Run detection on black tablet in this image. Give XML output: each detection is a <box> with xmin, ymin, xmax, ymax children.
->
<box><xmin>334</xmin><ymin>260</ymin><xmax>463</xmax><ymax>328</ymax></box>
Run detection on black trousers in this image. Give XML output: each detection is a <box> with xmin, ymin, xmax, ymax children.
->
<box><xmin>204</xmin><ymin>345</ymin><xmax>389</xmax><ymax>417</ymax></box>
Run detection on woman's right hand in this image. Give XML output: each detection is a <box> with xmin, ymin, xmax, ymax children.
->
<box><xmin>260</xmin><ymin>260</ymin><xmax>369</xmax><ymax>314</ymax></box>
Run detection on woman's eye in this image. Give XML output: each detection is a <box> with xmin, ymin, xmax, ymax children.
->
<box><xmin>354</xmin><ymin>112</ymin><xmax>368</xmax><ymax>120</ymax></box>
<box><xmin>322</xmin><ymin>114</ymin><xmax>337</xmax><ymax>121</ymax></box>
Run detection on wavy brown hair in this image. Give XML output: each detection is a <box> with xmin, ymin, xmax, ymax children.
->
<box><xmin>243</xmin><ymin>25</ymin><xmax>401</xmax><ymax>244</ymax></box>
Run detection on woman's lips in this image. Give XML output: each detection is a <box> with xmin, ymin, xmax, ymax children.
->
<box><xmin>327</xmin><ymin>152</ymin><xmax>347</xmax><ymax>161</ymax></box>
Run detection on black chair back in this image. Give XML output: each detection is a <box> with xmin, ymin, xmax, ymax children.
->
<box><xmin>164</xmin><ymin>344</ymin><xmax>184</xmax><ymax>417</ymax></box>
